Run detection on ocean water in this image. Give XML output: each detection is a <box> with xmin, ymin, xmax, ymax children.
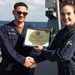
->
<box><xmin>0</xmin><ymin>21</ymin><xmax>47</xmax><ymax>30</ymax></box>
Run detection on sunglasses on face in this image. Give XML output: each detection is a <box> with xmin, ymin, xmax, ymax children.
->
<box><xmin>16</xmin><ymin>11</ymin><xmax>28</xmax><ymax>16</ymax></box>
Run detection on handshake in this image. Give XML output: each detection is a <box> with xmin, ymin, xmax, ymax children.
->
<box><xmin>23</xmin><ymin>46</ymin><xmax>43</xmax><ymax>68</ymax></box>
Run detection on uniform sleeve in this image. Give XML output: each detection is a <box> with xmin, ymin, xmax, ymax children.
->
<box><xmin>0</xmin><ymin>26</ymin><xmax>25</xmax><ymax>65</ymax></box>
<box><xmin>42</xmin><ymin>33</ymin><xmax>75</xmax><ymax>62</ymax></box>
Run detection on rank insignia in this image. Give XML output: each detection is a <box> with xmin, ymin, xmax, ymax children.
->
<box><xmin>67</xmin><ymin>40</ymin><xmax>72</xmax><ymax>45</ymax></box>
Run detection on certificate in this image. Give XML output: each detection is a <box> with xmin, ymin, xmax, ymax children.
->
<box><xmin>23</xmin><ymin>28</ymin><xmax>50</xmax><ymax>47</ymax></box>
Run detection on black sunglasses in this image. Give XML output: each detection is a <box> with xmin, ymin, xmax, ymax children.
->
<box><xmin>16</xmin><ymin>11</ymin><xmax>28</xmax><ymax>16</ymax></box>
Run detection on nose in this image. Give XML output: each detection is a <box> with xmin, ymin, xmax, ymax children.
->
<box><xmin>20</xmin><ymin>13</ymin><xmax>24</xmax><ymax>16</ymax></box>
<box><xmin>64</xmin><ymin>14</ymin><xmax>68</xmax><ymax>19</ymax></box>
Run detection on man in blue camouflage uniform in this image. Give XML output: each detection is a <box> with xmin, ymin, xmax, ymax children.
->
<box><xmin>0</xmin><ymin>2</ymin><xmax>35</xmax><ymax>75</ymax></box>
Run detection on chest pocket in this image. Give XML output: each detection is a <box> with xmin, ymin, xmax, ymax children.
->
<box><xmin>8</xmin><ymin>33</ymin><xmax>18</xmax><ymax>47</ymax></box>
<box><xmin>9</xmin><ymin>34</ymin><xmax>18</xmax><ymax>40</ymax></box>
<box><xmin>60</xmin><ymin>42</ymin><xmax>67</xmax><ymax>50</ymax></box>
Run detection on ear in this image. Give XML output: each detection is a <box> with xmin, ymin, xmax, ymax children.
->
<box><xmin>74</xmin><ymin>14</ymin><xmax>75</xmax><ymax>18</ymax></box>
<box><xmin>12</xmin><ymin>10</ymin><xmax>15</xmax><ymax>15</ymax></box>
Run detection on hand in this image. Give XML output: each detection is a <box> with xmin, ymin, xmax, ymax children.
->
<box><xmin>34</xmin><ymin>45</ymin><xmax>43</xmax><ymax>52</ymax></box>
<box><xmin>23</xmin><ymin>56</ymin><xmax>35</xmax><ymax>68</ymax></box>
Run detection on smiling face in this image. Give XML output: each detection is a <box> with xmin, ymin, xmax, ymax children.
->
<box><xmin>13</xmin><ymin>6</ymin><xmax>28</xmax><ymax>24</ymax></box>
<box><xmin>61</xmin><ymin>5</ymin><xmax>75</xmax><ymax>28</ymax></box>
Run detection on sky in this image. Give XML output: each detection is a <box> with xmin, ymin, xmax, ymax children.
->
<box><xmin>0</xmin><ymin>0</ymin><xmax>48</xmax><ymax>22</ymax></box>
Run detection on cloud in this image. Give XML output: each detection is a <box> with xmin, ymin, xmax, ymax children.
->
<box><xmin>0</xmin><ymin>1</ymin><xmax>6</xmax><ymax>8</ymax></box>
<box><xmin>0</xmin><ymin>0</ymin><xmax>48</xmax><ymax>22</ymax></box>
<box><xmin>33</xmin><ymin>0</ymin><xmax>45</xmax><ymax>6</ymax></box>
<box><xmin>0</xmin><ymin>0</ymin><xmax>16</xmax><ymax>10</ymax></box>
<box><xmin>0</xmin><ymin>0</ymin><xmax>45</xmax><ymax>9</ymax></box>
<box><xmin>1</xmin><ymin>0</ymin><xmax>45</xmax><ymax>11</ymax></box>
<box><xmin>0</xmin><ymin>0</ymin><xmax>45</xmax><ymax>10</ymax></box>
<box><xmin>26</xmin><ymin>0</ymin><xmax>45</xmax><ymax>10</ymax></box>
<box><xmin>26</xmin><ymin>0</ymin><xmax>45</xmax><ymax>6</ymax></box>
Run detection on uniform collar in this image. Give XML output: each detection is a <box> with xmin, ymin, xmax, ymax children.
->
<box><xmin>10</xmin><ymin>21</ymin><xmax>26</xmax><ymax>35</ymax></box>
<box><xmin>64</xmin><ymin>22</ymin><xmax>75</xmax><ymax>33</ymax></box>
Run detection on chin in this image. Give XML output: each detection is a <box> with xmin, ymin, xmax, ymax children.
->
<box><xmin>65</xmin><ymin>24</ymin><xmax>72</xmax><ymax>27</ymax></box>
<box><xmin>64</xmin><ymin>22</ymin><xmax>71</xmax><ymax>26</ymax></box>
<box><xmin>19</xmin><ymin>20</ymin><xmax>24</xmax><ymax>23</ymax></box>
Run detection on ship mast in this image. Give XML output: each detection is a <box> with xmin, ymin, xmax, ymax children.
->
<box><xmin>56</xmin><ymin>0</ymin><xmax>61</xmax><ymax>30</ymax></box>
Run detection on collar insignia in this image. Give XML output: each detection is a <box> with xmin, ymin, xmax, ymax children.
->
<box><xmin>67</xmin><ymin>40</ymin><xmax>72</xmax><ymax>45</ymax></box>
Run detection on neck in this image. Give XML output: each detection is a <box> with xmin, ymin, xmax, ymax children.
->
<box><xmin>67</xmin><ymin>25</ymin><xmax>71</xmax><ymax>29</ymax></box>
<box><xmin>13</xmin><ymin>20</ymin><xmax>24</xmax><ymax>28</ymax></box>
<box><xmin>67</xmin><ymin>23</ymin><xmax>75</xmax><ymax>29</ymax></box>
